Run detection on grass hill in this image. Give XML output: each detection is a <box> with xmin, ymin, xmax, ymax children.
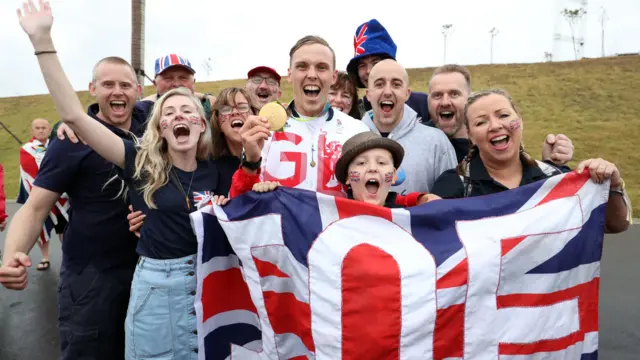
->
<box><xmin>1</xmin><ymin>55</ymin><xmax>638</xmax><ymax>216</ymax></box>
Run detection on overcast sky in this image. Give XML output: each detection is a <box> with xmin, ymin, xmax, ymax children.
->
<box><xmin>1</xmin><ymin>0</ymin><xmax>638</xmax><ymax>98</ymax></box>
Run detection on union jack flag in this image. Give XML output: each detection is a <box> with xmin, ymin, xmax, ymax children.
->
<box><xmin>191</xmin><ymin>171</ymin><xmax>606</xmax><ymax>359</ymax></box>
<box><xmin>193</xmin><ymin>190</ymin><xmax>213</xmax><ymax>206</ymax></box>
<box><xmin>18</xmin><ymin>137</ymin><xmax>69</xmax><ymax>245</ymax></box>
<box><xmin>353</xmin><ymin>23</ymin><xmax>368</xmax><ymax>57</ymax></box>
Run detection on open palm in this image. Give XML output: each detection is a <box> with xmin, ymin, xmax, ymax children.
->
<box><xmin>17</xmin><ymin>0</ymin><xmax>53</xmax><ymax>38</ymax></box>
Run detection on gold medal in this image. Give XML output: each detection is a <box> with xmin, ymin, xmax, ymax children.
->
<box><xmin>310</xmin><ymin>160</ymin><xmax>316</xmax><ymax>167</ymax></box>
<box><xmin>259</xmin><ymin>102</ymin><xmax>288</xmax><ymax>131</ymax></box>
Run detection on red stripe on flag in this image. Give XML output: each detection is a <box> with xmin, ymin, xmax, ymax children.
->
<box><xmin>497</xmin><ymin>278</ymin><xmax>599</xmax><ymax>355</ymax></box>
<box><xmin>202</xmin><ymin>267</ymin><xmax>258</xmax><ymax>321</ymax></box>
<box><xmin>341</xmin><ymin>244</ymin><xmax>401</xmax><ymax>359</ymax></box>
<box><xmin>253</xmin><ymin>257</ymin><xmax>290</xmax><ymax>278</ymax></box>
<box><xmin>20</xmin><ymin>148</ymin><xmax>40</xmax><ymax>179</ymax></box>
<box><xmin>501</xmin><ymin>236</ymin><xmax>527</xmax><ymax>256</ymax></box>
<box><xmin>434</xmin><ymin>305</ymin><xmax>464</xmax><ymax>359</ymax></box>
<box><xmin>262</xmin><ymin>291</ymin><xmax>315</xmax><ymax>352</ymax></box>
<box><xmin>335</xmin><ymin>197</ymin><xmax>393</xmax><ymax>221</ymax></box>
<box><xmin>169</xmin><ymin>54</ymin><xmax>180</xmax><ymax>66</ymax></box>
<box><xmin>538</xmin><ymin>171</ymin><xmax>590</xmax><ymax>206</ymax></box>
<box><xmin>500</xmin><ymin>331</ymin><xmax>584</xmax><ymax>355</ymax></box>
<box><xmin>497</xmin><ymin>277</ymin><xmax>599</xmax><ymax>332</ymax></box>
<box><xmin>436</xmin><ymin>258</ymin><xmax>468</xmax><ymax>288</ymax></box>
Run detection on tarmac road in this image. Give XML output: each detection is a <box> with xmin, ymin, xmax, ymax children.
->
<box><xmin>0</xmin><ymin>201</ymin><xmax>638</xmax><ymax>360</ymax></box>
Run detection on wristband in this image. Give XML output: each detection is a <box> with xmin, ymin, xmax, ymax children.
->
<box><xmin>241</xmin><ymin>150</ymin><xmax>262</xmax><ymax>170</ymax></box>
<box><xmin>35</xmin><ymin>50</ymin><xmax>57</xmax><ymax>56</ymax></box>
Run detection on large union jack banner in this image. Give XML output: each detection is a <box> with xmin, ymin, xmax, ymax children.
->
<box><xmin>190</xmin><ymin>171</ymin><xmax>608</xmax><ymax>360</ymax></box>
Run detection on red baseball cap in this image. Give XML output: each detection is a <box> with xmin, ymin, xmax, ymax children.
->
<box><xmin>247</xmin><ymin>66</ymin><xmax>281</xmax><ymax>83</ymax></box>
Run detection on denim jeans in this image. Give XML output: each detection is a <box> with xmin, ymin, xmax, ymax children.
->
<box><xmin>124</xmin><ymin>254</ymin><xmax>198</xmax><ymax>360</ymax></box>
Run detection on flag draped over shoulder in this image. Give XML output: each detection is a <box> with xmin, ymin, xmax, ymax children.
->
<box><xmin>190</xmin><ymin>171</ymin><xmax>608</xmax><ymax>360</ymax></box>
<box><xmin>18</xmin><ymin>138</ymin><xmax>70</xmax><ymax>245</ymax></box>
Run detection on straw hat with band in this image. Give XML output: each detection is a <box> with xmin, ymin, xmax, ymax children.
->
<box><xmin>335</xmin><ymin>131</ymin><xmax>405</xmax><ymax>185</ymax></box>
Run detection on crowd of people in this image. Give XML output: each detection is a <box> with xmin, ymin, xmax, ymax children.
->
<box><xmin>0</xmin><ymin>1</ymin><xmax>633</xmax><ymax>360</ymax></box>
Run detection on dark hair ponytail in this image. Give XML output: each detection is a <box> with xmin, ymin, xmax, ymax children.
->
<box><xmin>519</xmin><ymin>144</ymin><xmax>537</xmax><ymax>167</ymax></box>
<box><xmin>456</xmin><ymin>144</ymin><xmax>478</xmax><ymax>176</ymax></box>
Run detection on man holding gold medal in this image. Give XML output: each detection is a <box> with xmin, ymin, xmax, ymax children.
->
<box><xmin>231</xmin><ymin>35</ymin><xmax>370</xmax><ymax>198</ymax></box>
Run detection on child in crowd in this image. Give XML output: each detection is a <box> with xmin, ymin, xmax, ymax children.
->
<box><xmin>252</xmin><ymin>131</ymin><xmax>440</xmax><ymax>207</ymax></box>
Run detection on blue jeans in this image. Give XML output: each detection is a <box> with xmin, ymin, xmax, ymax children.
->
<box><xmin>124</xmin><ymin>254</ymin><xmax>198</xmax><ymax>360</ymax></box>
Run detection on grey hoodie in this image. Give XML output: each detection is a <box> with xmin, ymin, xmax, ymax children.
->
<box><xmin>362</xmin><ymin>104</ymin><xmax>457</xmax><ymax>195</ymax></box>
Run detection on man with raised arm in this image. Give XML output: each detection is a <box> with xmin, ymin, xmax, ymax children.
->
<box><xmin>1</xmin><ymin>2</ymin><xmax>150</xmax><ymax>358</ymax></box>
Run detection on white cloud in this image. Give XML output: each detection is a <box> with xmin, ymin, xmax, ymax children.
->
<box><xmin>0</xmin><ymin>0</ymin><xmax>638</xmax><ymax>97</ymax></box>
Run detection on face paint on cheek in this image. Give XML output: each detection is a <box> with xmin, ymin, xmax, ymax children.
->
<box><xmin>384</xmin><ymin>172</ymin><xmax>394</xmax><ymax>184</ymax></box>
<box><xmin>349</xmin><ymin>171</ymin><xmax>361</xmax><ymax>183</ymax></box>
<box><xmin>509</xmin><ymin>119</ymin><xmax>521</xmax><ymax>131</ymax></box>
<box><xmin>160</xmin><ymin>119</ymin><xmax>169</xmax><ymax>131</ymax></box>
<box><xmin>188</xmin><ymin>115</ymin><xmax>201</xmax><ymax>126</ymax></box>
<box><xmin>219</xmin><ymin>114</ymin><xmax>231</xmax><ymax>125</ymax></box>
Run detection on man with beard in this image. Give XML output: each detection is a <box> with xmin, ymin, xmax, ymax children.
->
<box><xmin>245</xmin><ymin>65</ymin><xmax>282</xmax><ymax>109</ymax></box>
<box><xmin>361</xmin><ymin>59</ymin><xmax>457</xmax><ymax>195</ymax></box>
<box><xmin>346</xmin><ymin>19</ymin><xmax>430</xmax><ymax>122</ymax></box>
<box><xmin>232</xmin><ymin>35</ymin><xmax>370</xmax><ymax>198</ymax></box>
<box><xmin>427</xmin><ymin>64</ymin><xmax>575</xmax><ymax>165</ymax></box>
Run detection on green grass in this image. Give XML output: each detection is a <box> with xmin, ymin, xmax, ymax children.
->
<box><xmin>1</xmin><ymin>55</ymin><xmax>639</xmax><ymax>216</ymax></box>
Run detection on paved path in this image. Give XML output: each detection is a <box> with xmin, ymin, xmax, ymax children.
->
<box><xmin>0</xmin><ymin>202</ymin><xmax>638</xmax><ymax>359</ymax></box>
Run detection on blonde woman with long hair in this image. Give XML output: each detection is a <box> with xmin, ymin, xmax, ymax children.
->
<box><xmin>18</xmin><ymin>2</ymin><xmax>230</xmax><ymax>358</ymax></box>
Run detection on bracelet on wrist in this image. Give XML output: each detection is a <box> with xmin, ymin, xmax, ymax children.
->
<box><xmin>35</xmin><ymin>50</ymin><xmax>57</xmax><ymax>56</ymax></box>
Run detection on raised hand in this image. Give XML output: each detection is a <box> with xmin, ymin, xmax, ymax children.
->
<box><xmin>542</xmin><ymin>134</ymin><xmax>574</xmax><ymax>166</ymax></box>
<box><xmin>240</xmin><ymin>115</ymin><xmax>271</xmax><ymax>163</ymax></box>
<box><xmin>17</xmin><ymin>0</ymin><xmax>54</xmax><ymax>40</ymax></box>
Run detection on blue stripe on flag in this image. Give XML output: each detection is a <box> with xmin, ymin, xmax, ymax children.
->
<box><xmin>529</xmin><ymin>204</ymin><xmax>606</xmax><ymax>274</ymax></box>
<box><xmin>204</xmin><ymin>323</ymin><xmax>262</xmax><ymax>360</ymax></box>
<box><xmin>200</xmin><ymin>212</ymin><xmax>237</xmax><ymax>263</ymax></box>
<box><xmin>408</xmin><ymin>177</ymin><xmax>547</xmax><ymax>266</ymax></box>
<box><xmin>221</xmin><ymin>188</ymin><xmax>324</xmax><ymax>267</ymax></box>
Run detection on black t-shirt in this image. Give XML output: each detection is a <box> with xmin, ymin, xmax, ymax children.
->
<box><xmin>119</xmin><ymin>140</ymin><xmax>236</xmax><ymax>259</ymax></box>
<box><xmin>450</xmin><ymin>138</ymin><xmax>471</xmax><ymax>164</ymax></box>
<box><xmin>34</xmin><ymin>103</ymin><xmax>149</xmax><ymax>272</ymax></box>
<box><xmin>430</xmin><ymin>155</ymin><xmax>567</xmax><ymax>199</ymax></box>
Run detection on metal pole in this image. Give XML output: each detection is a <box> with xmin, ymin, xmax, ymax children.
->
<box><xmin>131</xmin><ymin>0</ymin><xmax>146</xmax><ymax>98</ymax></box>
<box><xmin>443</xmin><ymin>36</ymin><xmax>447</xmax><ymax>64</ymax></box>
<box><xmin>0</xmin><ymin>121</ymin><xmax>24</xmax><ymax>145</ymax></box>
<box><xmin>489</xmin><ymin>28</ymin><xmax>499</xmax><ymax>64</ymax></box>
<box><xmin>600</xmin><ymin>7</ymin><xmax>607</xmax><ymax>57</ymax></box>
